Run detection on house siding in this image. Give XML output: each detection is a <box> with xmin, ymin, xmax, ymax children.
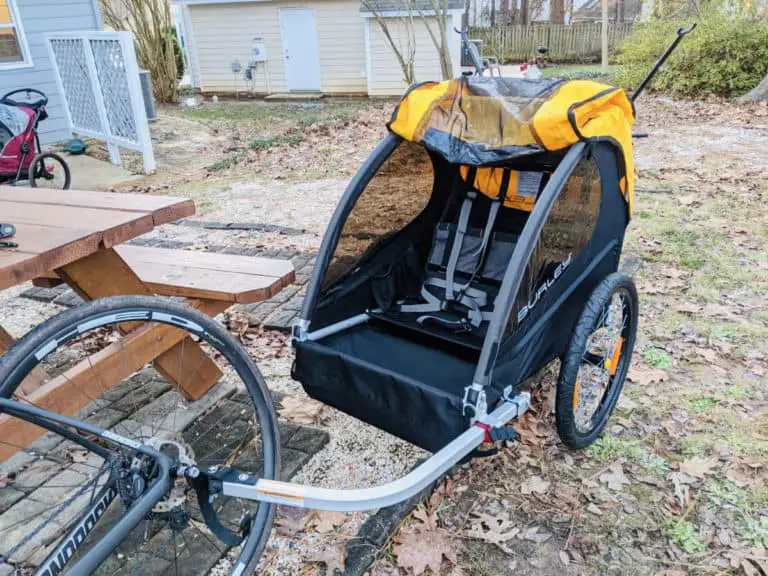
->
<box><xmin>188</xmin><ymin>0</ymin><xmax>366</xmax><ymax>94</ymax></box>
<box><xmin>0</xmin><ymin>0</ymin><xmax>101</xmax><ymax>145</ymax></box>
<box><xmin>367</xmin><ymin>16</ymin><xmax>452</xmax><ymax>96</ymax></box>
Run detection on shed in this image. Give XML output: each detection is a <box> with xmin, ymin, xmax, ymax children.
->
<box><xmin>0</xmin><ymin>0</ymin><xmax>103</xmax><ymax>145</ymax></box>
<box><xmin>174</xmin><ymin>0</ymin><xmax>463</xmax><ymax>97</ymax></box>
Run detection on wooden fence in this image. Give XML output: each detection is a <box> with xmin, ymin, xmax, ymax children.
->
<box><xmin>469</xmin><ymin>23</ymin><xmax>634</xmax><ymax>63</ymax></box>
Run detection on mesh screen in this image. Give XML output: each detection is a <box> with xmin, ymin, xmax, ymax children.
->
<box><xmin>507</xmin><ymin>157</ymin><xmax>602</xmax><ymax>335</ymax></box>
<box><xmin>321</xmin><ymin>142</ymin><xmax>434</xmax><ymax>291</ymax></box>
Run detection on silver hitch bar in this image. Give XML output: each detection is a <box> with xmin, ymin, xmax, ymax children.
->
<box><xmin>221</xmin><ymin>391</ymin><xmax>532</xmax><ymax>512</ymax></box>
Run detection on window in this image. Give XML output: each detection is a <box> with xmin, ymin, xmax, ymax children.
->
<box><xmin>0</xmin><ymin>0</ymin><xmax>31</xmax><ymax>68</ymax></box>
<box><xmin>321</xmin><ymin>142</ymin><xmax>434</xmax><ymax>291</ymax></box>
<box><xmin>506</xmin><ymin>157</ymin><xmax>602</xmax><ymax>336</ymax></box>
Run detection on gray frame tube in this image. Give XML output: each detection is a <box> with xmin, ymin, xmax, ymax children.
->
<box><xmin>222</xmin><ymin>393</ymin><xmax>530</xmax><ymax>512</ymax></box>
<box><xmin>472</xmin><ymin>142</ymin><xmax>588</xmax><ymax>388</ymax></box>
<box><xmin>299</xmin><ymin>134</ymin><xmax>403</xmax><ymax>325</ymax></box>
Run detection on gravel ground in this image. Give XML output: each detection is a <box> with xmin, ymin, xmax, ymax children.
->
<box><xmin>1</xmin><ymin>100</ymin><xmax>420</xmax><ymax>574</ymax></box>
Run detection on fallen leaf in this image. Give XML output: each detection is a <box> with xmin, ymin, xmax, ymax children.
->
<box><xmin>523</xmin><ymin>526</ymin><xmax>552</xmax><ymax>543</ymax></box>
<box><xmin>278</xmin><ymin>395</ymin><xmax>324</xmax><ymax>424</ymax></box>
<box><xmin>628</xmin><ymin>366</ymin><xmax>668</xmax><ymax>387</ymax></box>
<box><xmin>305</xmin><ymin>541</ymin><xmax>347</xmax><ymax>572</ymax></box>
<box><xmin>395</xmin><ymin>528</ymin><xmax>458</xmax><ymax>575</ymax></box>
<box><xmin>309</xmin><ymin>510</ymin><xmax>348</xmax><ymax>534</ymax></box>
<box><xmin>599</xmin><ymin>464</ymin><xmax>632</xmax><ymax>491</ymax></box>
<box><xmin>464</xmin><ymin>512</ymin><xmax>520</xmax><ymax>554</ymax></box>
<box><xmin>678</xmin><ymin>456</ymin><xmax>717</xmax><ymax>479</ymax></box>
<box><xmin>559</xmin><ymin>550</ymin><xmax>570</xmax><ymax>566</ymax></box>
<box><xmin>586</xmin><ymin>503</ymin><xmax>603</xmax><ymax>516</ymax></box>
<box><xmin>0</xmin><ymin>474</ymin><xmax>12</xmax><ymax>488</ymax></box>
<box><xmin>275</xmin><ymin>505</ymin><xmax>308</xmax><ymax>536</ymax></box>
<box><xmin>412</xmin><ymin>505</ymin><xmax>438</xmax><ymax>531</ymax></box>
<box><xmin>520</xmin><ymin>476</ymin><xmax>550</xmax><ymax>495</ymax></box>
<box><xmin>670</xmin><ymin>473</ymin><xmax>689</xmax><ymax>514</ymax></box>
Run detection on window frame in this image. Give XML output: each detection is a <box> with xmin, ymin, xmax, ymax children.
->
<box><xmin>0</xmin><ymin>0</ymin><xmax>33</xmax><ymax>71</ymax></box>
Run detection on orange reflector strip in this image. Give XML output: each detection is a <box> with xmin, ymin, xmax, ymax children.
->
<box><xmin>572</xmin><ymin>377</ymin><xmax>580</xmax><ymax>410</ymax></box>
<box><xmin>605</xmin><ymin>336</ymin><xmax>624</xmax><ymax>376</ymax></box>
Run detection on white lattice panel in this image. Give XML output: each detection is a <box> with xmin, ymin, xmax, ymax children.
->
<box><xmin>90</xmin><ymin>39</ymin><xmax>138</xmax><ymax>142</ymax></box>
<box><xmin>49</xmin><ymin>39</ymin><xmax>102</xmax><ymax>134</ymax></box>
<box><xmin>46</xmin><ymin>31</ymin><xmax>155</xmax><ymax>173</ymax></box>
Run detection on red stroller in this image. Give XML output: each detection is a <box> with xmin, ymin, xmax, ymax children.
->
<box><xmin>0</xmin><ymin>89</ymin><xmax>71</xmax><ymax>189</ymax></box>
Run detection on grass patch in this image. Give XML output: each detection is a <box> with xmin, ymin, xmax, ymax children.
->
<box><xmin>644</xmin><ymin>348</ymin><xmax>672</xmax><ymax>369</ymax></box>
<box><xmin>667</xmin><ymin>518</ymin><xmax>707</xmax><ymax>553</ymax></box>
<box><xmin>205</xmin><ymin>156</ymin><xmax>237</xmax><ymax>171</ymax></box>
<box><xmin>250</xmin><ymin>136</ymin><xmax>279</xmax><ymax>150</ymax></box>
<box><xmin>250</xmin><ymin>133</ymin><xmax>304</xmax><ymax>150</ymax></box>
<box><xmin>540</xmin><ymin>64</ymin><xmax>621</xmax><ymax>83</ymax></box>
<box><xmin>686</xmin><ymin>397</ymin><xmax>715</xmax><ymax>414</ymax></box>
<box><xmin>588</xmin><ymin>436</ymin><xmax>669</xmax><ymax>477</ymax></box>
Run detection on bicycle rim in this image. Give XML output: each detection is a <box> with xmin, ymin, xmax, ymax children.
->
<box><xmin>0</xmin><ymin>297</ymin><xmax>278</xmax><ymax>575</ymax></box>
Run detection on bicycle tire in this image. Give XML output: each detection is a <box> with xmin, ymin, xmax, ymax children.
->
<box><xmin>0</xmin><ymin>296</ymin><xmax>279</xmax><ymax>575</ymax></box>
<box><xmin>28</xmin><ymin>152</ymin><xmax>71</xmax><ymax>190</ymax></box>
<box><xmin>555</xmin><ymin>273</ymin><xmax>639</xmax><ymax>450</ymax></box>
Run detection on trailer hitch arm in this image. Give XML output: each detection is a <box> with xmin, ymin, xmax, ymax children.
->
<box><xmin>631</xmin><ymin>23</ymin><xmax>697</xmax><ymax>103</ymax></box>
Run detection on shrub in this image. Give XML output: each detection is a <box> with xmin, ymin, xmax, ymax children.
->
<box><xmin>619</xmin><ymin>12</ymin><xmax>768</xmax><ymax>98</ymax></box>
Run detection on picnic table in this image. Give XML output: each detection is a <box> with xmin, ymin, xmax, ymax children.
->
<box><xmin>0</xmin><ymin>186</ymin><xmax>294</xmax><ymax>460</ymax></box>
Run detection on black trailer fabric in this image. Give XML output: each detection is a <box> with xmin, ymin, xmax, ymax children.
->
<box><xmin>294</xmin><ymin>141</ymin><xmax>628</xmax><ymax>453</ymax></box>
<box><xmin>293</xmin><ymin>322</ymin><xmax>486</xmax><ymax>452</ymax></box>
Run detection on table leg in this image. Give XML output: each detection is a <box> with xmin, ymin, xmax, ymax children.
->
<box><xmin>56</xmin><ymin>248</ymin><xmax>224</xmax><ymax>400</ymax></box>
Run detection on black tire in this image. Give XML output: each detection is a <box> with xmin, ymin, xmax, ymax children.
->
<box><xmin>28</xmin><ymin>152</ymin><xmax>71</xmax><ymax>189</ymax></box>
<box><xmin>556</xmin><ymin>273</ymin><xmax>638</xmax><ymax>450</ymax></box>
<box><xmin>0</xmin><ymin>296</ymin><xmax>279</xmax><ymax>575</ymax></box>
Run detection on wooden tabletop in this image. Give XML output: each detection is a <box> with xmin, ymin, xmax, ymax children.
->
<box><xmin>0</xmin><ymin>186</ymin><xmax>195</xmax><ymax>290</ymax></box>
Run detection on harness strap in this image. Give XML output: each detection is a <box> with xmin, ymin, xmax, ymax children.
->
<box><xmin>444</xmin><ymin>190</ymin><xmax>476</xmax><ymax>302</ymax></box>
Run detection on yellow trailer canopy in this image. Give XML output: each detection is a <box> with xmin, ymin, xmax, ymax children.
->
<box><xmin>388</xmin><ymin>77</ymin><xmax>635</xmax><ymax>213</ymax></box>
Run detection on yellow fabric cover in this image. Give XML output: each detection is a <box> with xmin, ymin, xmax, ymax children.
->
<box><xmin>458</xmin><ymin>166</ymin><xmax>537</xmax><ymax>212</ymax></box>
<box><xmin>389</xmin><ymin>78</ymin><xmax>635</xmax><ymax>214</ymax></box>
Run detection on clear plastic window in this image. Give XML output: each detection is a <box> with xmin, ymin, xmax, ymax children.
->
<box><xmin>321</xmin><ymin>141</ymin><xmax>434</xmax><ymax>291</ymax></box>
<box><xmin>507</xmin><ymin>157</ymin><xmax>602</xmax><ymax>335</ymax></box>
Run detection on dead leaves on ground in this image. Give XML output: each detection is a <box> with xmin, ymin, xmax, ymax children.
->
<box><xmin>275</xmin><ymin>506</ymin><xmax>350</xmax><ymax>536</ymax></box>
<box><xmin>394</xmin><ymin>528</ymin><xmax>458</xmax><ymax>576</ymax></box>
<box><xmin>677</xmin><ymin>456</ymin><xmax>717</xmax><ymax>479</ymax></box>
<box><xmin>275</xmin><ymin>507</ymin><xmax>351</xmax><ymax>572</ymax></box>
<box><xmin>598</xmin><ymin>463</ymin><xmax>632</xmax><ymax>492</ymax></box>
<box><xmin>277</xmin><ymin>395</ymin><xmax>324</xmax><ymax>425</ymax></box>
<box><xmin>464</xmin><ymin>512</ymin><xmax>520</xmax><ymax>554</ymax></box>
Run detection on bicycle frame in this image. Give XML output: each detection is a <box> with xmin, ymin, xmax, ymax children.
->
<box><xmin>0</xmin><ymin>390</ymin><xmax>530</xmax><ymax>574</ymax></box>
<box><xmin>0</xmin><ymin>398</ymin><xmax>173</xmax><ymax>576</ymax></box>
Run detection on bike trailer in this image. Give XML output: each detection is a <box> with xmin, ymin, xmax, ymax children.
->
<box><xmin>292</xmin><ymin>76</ymin><xmax>636</xmax><ymax>452</ymax></box>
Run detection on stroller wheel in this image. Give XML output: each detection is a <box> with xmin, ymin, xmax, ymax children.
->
<box><xmin>555</xmin><ymin>273</ymin><xmax>638</xmax><ymax>450</ymax></box>
<box><xmin>28</xmin><ymin>152</ymin><xmax>71</xmax><ymax>190</ymax></box>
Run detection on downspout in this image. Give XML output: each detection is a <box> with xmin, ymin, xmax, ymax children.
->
<box><xmin>90</xmin><ymin>0</ymin><xmax>104</xmax><ymax>29</ymax></box>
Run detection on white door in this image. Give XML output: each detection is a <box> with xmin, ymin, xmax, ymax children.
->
<box><xmin>279</xmin><ymin>9</ymin><xmax>321</xmax><ymax>92</ymax></box>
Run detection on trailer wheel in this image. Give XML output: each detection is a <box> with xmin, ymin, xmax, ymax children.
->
<box><xmin>556</xmin><ymin>273</ymin><xmax>638</xmax><ymax>450</ymax></box>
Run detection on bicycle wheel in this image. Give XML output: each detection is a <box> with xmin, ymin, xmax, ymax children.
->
<box><xmin>28</xmin><ymin>152</ymin><xmax>71</xmax><ymax>190</ymax></box>
<box><xmin>555</xmin><ymin>273</ymin><xmax>638</xmax><ymax>450</ymax></box>
<box><xmin>0</xmin><ymin>296</ymin><xmax>279</xmax><ymax>575</ymax></box>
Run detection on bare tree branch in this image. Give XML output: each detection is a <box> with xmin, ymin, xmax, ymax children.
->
<box><xmin>99</xmin><ymin>0</ymin><xmax>178</xmax><ymax>102</ymax></box>
<box><xmin>362</xmin><ymin>0</ymin><xmax>417</xmax><ymax>84</ymax></box>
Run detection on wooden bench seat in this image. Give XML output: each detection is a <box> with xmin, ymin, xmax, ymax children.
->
<box><xmin>34</xmin><ymin>245</ymin><xmax>296</xmax><ymax>304</ymax></box>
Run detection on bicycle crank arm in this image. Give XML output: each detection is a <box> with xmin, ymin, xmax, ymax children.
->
<box><xmin>221</xmin><ymin>392</ymin><xmax>531</xmax><ymax>512</ymax></box>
